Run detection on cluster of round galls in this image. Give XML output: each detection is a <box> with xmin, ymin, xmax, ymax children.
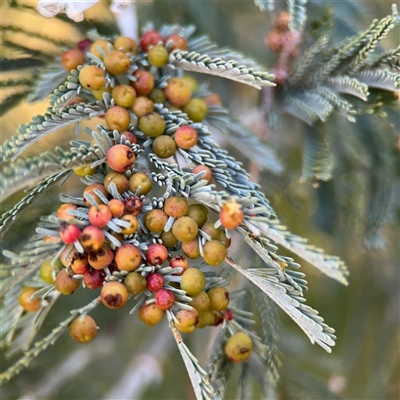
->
<box><xmin>18</xmin><ymin>31</ymin><xmax>252</xmax><ymax>360</ymax></box>
<box><xmin>139</xmin><ymin>266</ymin><xmax>232</xmax><ymax>333</ymax></box>
<box><xmin>64</xmin><ymin>30</ymin><xmax>213</xmax><ymax>146</ymax></box>
<box><xmin>144</xmin><ymin>194</ymin><xmax>233</xmax><ymax>265</ymax></box>
<box><xmin>18</xmin><ymin>146</ymin><xmax>238</xmax><ymax>347</ymax></box>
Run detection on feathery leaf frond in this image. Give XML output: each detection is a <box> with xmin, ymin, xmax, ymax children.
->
<box><xmin>281</xmin><ymin>9</ymin><xmax>399</xmax><ymax>125</ymax></box>
<box><xmin>325</xmin><ymin>76</ymin><xmax>368</xmax><ymax>101</ymax></box>
<box><xmin>205</xmin><ymin>105</ymin><xmax>283</xmax><ymax>173</ymax></box>
<box><xmin>225</xmin><ymin>257</ymin><xmax>336</xmax><ymax>352</ymax></box>
<box><xmin>345</xmin><ymin>14</ymin><xmax>396</xmax><ymax>74</ymax></box>
<box><xmin>0</xmin><ymin>297</ymin><xmax>101</xmax><ymax>386</ymax></box>
<box><xmin>169</xmin><ymin>50</ymin><xmax>275</xmax><ymax>89</ymax></box>
<box><xmin>289</xmin><ymin>34</ymin><xmax>329</xmax><ymax>85</ymax></box>
<box><xmin>372</xmin><ymin>45</ymin><xmax>400</xmax><ymax>71</ymax></box>
<box><xmin>3</xmin><ymin>288</ymin><xmax>60</xmax><ymax>357</ymax></box>
<box><xmin>301</xmin><ymin>127</ymin><xmax>335</xmax><ymax>183</ymax></box>
<box><xmin>188</xmin><ymin>34</ymin><xmax>265</xmax><ymax>70</ymax></box>
<box><xmin>2</xmin><ymin>39</ymin><xmax>55</xmax><ymax>62</ymax></box>
<box><xmin>206</xmin><ymin>326</ymin><xmax>231</xmax><ymax>399</ymax></box>
<box><xmin>1</xmin><ymin>25</ymin><xmax>75</xmax><ymax>48</ymax></box>
<box><xmin>285</xmin><ymin>0</ymin><xmax>308</xmax><ymax>31</ymax></box>
<box><xmin>0</xmin><ymin>144</ymin><xmax>104</xmax><ymax>200</ymax></box>
<box><xmin>167</xmin><ymin>312</ymin><xmax>215</xmax><ymax>400</ymax></box>
<box><xmin>0</xmin><ymin>103</ymin><xmax>105</xmax><ymax>164</ymax></box>
<box><xmin>0</xmin><ymin>77</ymin><xmax>36</xmax><ymax>88</ymax></box>
<box><xmin>28</xmin><ymin>60</ymin><xmax>69</xmax><ymax>103</ymax></box>
<box><xmin>354</xmin><ymin>69</ymin><xmax>400</xmax><ymax>91</ymax></box>
<box><xmin>315</xmin><ymin>86</ymin><xmax>357</xmax><ymax>122</ymax></box>
<box><xmin>0</xmin><ymin>172</ymin><xmax>69</xmax><ymax>239</ymax></box>
<box><xmin>251</xmin><ymin>287</ymin><xmax>282</xmax><ymax>381</ymax></box>
<box><xmin>1</xmin><ymin>240</ymin><xmax>61</xmax><ymax>296</ymax></box>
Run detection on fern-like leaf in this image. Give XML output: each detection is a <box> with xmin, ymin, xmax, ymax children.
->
<box><xmin>299</xmin><ymin>91</ymin><xmax>335</xmax><ymax>123</ymax></box>
<box><xmin>225</xmin><ymin>257</ymin><xmax>336</xmax><ymax>353</ymax></box>
<box><xmin>0</xmin><ymin>77</ymin><xmax>36</xmax><ymax>88</ymax></box>
<box><xmin>187</xmin><ymin>35</ymin><xmax>265</xmax><ymax>70</ymax></box>
<box><xmin>281</xmin><ymin>8</ymin><xmax>399</xmax><ymax>127</ymax></box>
<box><xmin>205</xmin><ymin>105</ymin><xmax>283</xmax><ymax>173</ymax></box>
<box><xmin>251</xmin><ymin>287</ymin><xmax>282</xmax><ymax>381</ymax></box>
<box><xmin>354</xmin><ymin>69</ymin><xmax>400</xmax><ymax>91</ymax></box>
<box><xmin>167</xmin><ymin>311</ymin><xmax>215</xmax><ymax>400</ymax></box>
<box><xmin>0</xmin><ymin>296</ymin><xmax>101</xmax><ymax>387</ymax></box>
<box><xmin>316</xmin><ymin>86</ymin><xmax>357</xmax><ymax>122</ymax></box>
<box><xmin>1</xmin><ymin>25</ymin><xmax>75</xmax><ymax>48</ymax></box>
<box><xmin>316</xmin><ymin>18</ymin><xmax>379</xmax><ymax>81</ymax></box>
<box><xmin>0</xmin><ymin>286</ymin><xmax>24</xmax><ymax>348</ymax></box>
<box><xmin>0</xmin><ymin>171</ymin><xmax>68</xmax><ymax>239</ymax></box>
<box><xmin>0</xmin><ymin>144</ymin><xmax>104</xmax><ymax>200</ymax></box>
<box><xmin>206</xmin><ymin>326</ymin><xmax>231</xmax><ymax>399</ymax></box>
<box><xmin>28</xmin><ymin>60</ymin><xmax>69</xmax><ymax>103</ymax></box>
<box><xmin>169</xmin><ymin>50</ymin><xmax>275</xmax><ymax>89</ymax></box>
<box><xmin>286</xmin><ymin>0</ymin><xmax>308</xmax><ymax>31</ymax></box>
<box><xmin>4</xmin><ymin>289</ymin><xmax>60</xmax><ymax>358</ymax></box>
<box><xmin>301</xmin><ymin>128</ymin><xmax>335</xmax><ymax>182</ymax></box>
<box><xmin>325</xmin><ymin>76</ymin><xmax>368</xmax><ymax>101</ymax></box>
<box><xmin>2</xmin><ymin>39</ymin><xmax>55</xmax><ymax>62</ymax></box>
<box><xmin>48</xmin><ymin>68</ymin><xmax>86</xmax><ymax>112</ymax></box>
<box><xmin>1</xmin><ymin>239</ymin><xmax>61</xmax><ymax>297</ymax></box>
<box><xmin>283</xmin><ymin>97</ymin><xmax>319</xmax><ymax>125</ymax></box>
<box><xmin>0</xmin><ymin>103</ymin><xmax>105</xmax><ymax>164</ymax></box>
<box><xmin>241</xmin><ymin>221</ymin><xmax>348</xmax><ymax>284</ymax></box>
<box><xmin>372</xmin><ymin>45</ymin><xmax>400</xmax><ymax>71</ymax></box>
<box><xmin>345</xmin><ymin>14</ymin><xmax>396</xmax><ymax>74</ymax></box>
<box><xmin>289</xmin><ymin>34</ymin><xmax>329</xmax><ymax>85</ymax></box>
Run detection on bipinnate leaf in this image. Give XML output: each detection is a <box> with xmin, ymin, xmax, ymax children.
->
<box><xmin>205</xmin><ymin>105</ymin><xmax>284</xmax><ymax>173</ymax></box>
<box><xmin>167</xmin><ymin>311</ymin><xmax>215</xmax><ymax>400</ymax></box>
<box><xmin>0</xmin><ymin>172</ymin><xmax>68</xmax><ymax>239</ymax></box>
<box><xmin>0</xmin><ymin>103</ymin><xmax>104</xmax><ymax>164</ymax></box>
<box><xmin>225</xmin><ymin>257</ymin><xmax>336</xmax><ymax>353</ymax></box>
<box><xmin>169</xmin><ymin>50</ymin><xmax>275</xmax><ymax>89</ymax></box>
<box><xmin>205</xmin><ymin>326</ymin><xmax>231</xmax><ymax>399</ymax></box>
<box><xmin>0</xmin><ymin>296</ymin><xmax>101</xmax><ymax>387</ymax></box>
<box><xmin>0</xmin><ymin>145</ymin><xmax>104</xmax><ymax>200</ymax></box>
<box><xmin>301</xmin><ymin>128</ymin><xmax>335</xmax><ymax>183</ymax></box>
<box><xmin>28</xmin><ymin>60</ymin><xmax>70</xmax><ymax>103</ymax></box>
<box><xmin>3</xmin><ymin>289</ymin><xmax>60</xmax><ymax>358</ymax></box>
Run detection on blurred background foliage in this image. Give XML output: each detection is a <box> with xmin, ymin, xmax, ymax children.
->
<box><xmin>1</xmin><ymin>0</ymin><xmax>399</xmax><ymax>399</ymax></box>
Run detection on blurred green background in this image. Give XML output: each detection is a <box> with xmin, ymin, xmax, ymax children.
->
<box><xmin>1</xmin><ymin>1</ymin><xmax>399</xmax><ymax>399</ymax></box>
